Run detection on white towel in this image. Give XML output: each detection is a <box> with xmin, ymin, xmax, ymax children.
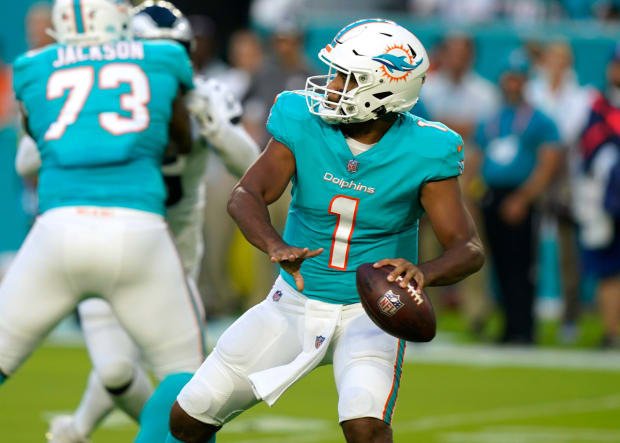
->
<box><xmin>248</xmin><ymin>298</ymin><xmax>341</xmax><ymax>406</ymax></box>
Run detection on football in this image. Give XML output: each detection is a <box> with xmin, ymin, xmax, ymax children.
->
<box><xmin>356</xmin><ymin>263</ymin><xmax>436</xmax><ymax>342</ymax></box>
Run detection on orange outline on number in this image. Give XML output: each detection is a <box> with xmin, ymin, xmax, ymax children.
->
<box><xmin>327</xmin><ymin>195</ymin><xmax>360</xmax><ymax>271</ymax></box>
<box><xmin>44</xmin><ymin>66</ymin><xmax>95</xmax><ymax>141</ymax></box>
<box><xmin>98</xmin><ymin>63</ymin><xmax>151</xmax><ymax>136</ymax></box>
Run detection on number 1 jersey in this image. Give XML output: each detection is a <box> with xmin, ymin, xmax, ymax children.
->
<box><xmin>267</xmin><ymin>91</ymin><xmax>465</xmax><ymax>304</ymax></box>
<box><xmin>13</xmin><ymin>39</ymin><xmax>194</xmax><ymax>215</ymax></box>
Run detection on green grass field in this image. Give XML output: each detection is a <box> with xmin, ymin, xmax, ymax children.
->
<box><xmin>2</xmin><ymin>342</ymin><xmax>620</xmax><ymax>443</ymax></box>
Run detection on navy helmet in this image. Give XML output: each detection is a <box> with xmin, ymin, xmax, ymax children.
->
<box><xmin>132</xmin><ymin>0</ymin><xmax>193</xmax><ymax>53</ymax></box>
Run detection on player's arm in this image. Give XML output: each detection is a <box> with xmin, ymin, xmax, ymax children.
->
<box><xmin>15</xmin><ymin>103</ymin><xmax>41</xmax><ymax>180</ymax></box>
<box><xmin>227</xmin><ymin>138</ymin><xmax>323</xmax><ymax>291</ymax></box>
<box><xmin>168</xmin><ymin>89</ymin><xmax>192</xmax><ymax>155</ymax></box>
<box><xmin>188</xmin><ymin>78</ymin><xmax>260</xmax><ymax>177</ymax></box>
<box><xmin>375</xmin><ymin>177</ymin><xmax>484</xmax><ymax>290</ymax></box>
<box><xmin>417</xmin><ymin>177</ymin><xmax>485</xmax><ymax>286</ymax></box>
<box><xmin>15</xmin><ymin>134</ymin><xmax>41</xmax><ymax>177</ymax></box>
<box><xmin>18</xmin><ymin>102</ymin><xmax>32</xmax><ymax>137</ymax></box>
<box><xmin>208</xmin><ymin>123</ymin><xmax>260</xmax><ymax>178</ymax></box>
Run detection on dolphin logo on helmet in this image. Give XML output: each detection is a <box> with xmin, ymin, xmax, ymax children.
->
<box><xmin>372</xmin><ymin>53</ymin><xmax>422</xmax><ymax>73</ymax></box>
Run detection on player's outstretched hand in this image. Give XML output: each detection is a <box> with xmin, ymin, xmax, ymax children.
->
<box><xmin>373</xmin><ymin>258</ymin><xmax>425</xmax><ymax>293</ymax></box>
<box><xmin>269</xmin><ymin>245</ymin><xmax>324</xmax><ymax>292</ymax></box>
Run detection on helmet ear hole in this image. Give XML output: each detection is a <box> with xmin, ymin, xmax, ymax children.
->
<box><xmin>373</xmin><ymin>91</ymin><xmax>393</xmax><ymax>100</ymax></box>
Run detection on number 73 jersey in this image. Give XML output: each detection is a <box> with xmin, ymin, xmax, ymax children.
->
<box><xmin>12</xmin><ymin>40</ymin><xmax>193</xmax><ymax>216</ymax></box>
<box><xmin>267</xmin><ymin>91</ymin><xmax>465</xmax><ymax>304</ymax></box>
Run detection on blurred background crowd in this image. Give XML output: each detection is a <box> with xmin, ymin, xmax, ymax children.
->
<box><xmin>2</xmin><ymin>0</ymin><xmax>620</xmax><ymax>348</ymax></box>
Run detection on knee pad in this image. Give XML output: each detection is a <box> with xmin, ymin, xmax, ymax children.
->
<box><xmin>177</xmin><ymin>353</ymin><xmax>236</xmax><ymax>426</ymax></box>
<box><xmin>338</xmin><ymin>385</ymin><xmax>377</xmax><ymax>421</ymax></box>
<box><xmin>97</xmin><ymin>359</ymin><xmax>135</xmax><ymax>390</ymax></box>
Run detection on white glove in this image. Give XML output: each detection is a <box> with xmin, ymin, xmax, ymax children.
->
<box><xmin>186</xmin><ymin>77</ymin><xmax>243</xmax><ymax>139</ymax></box>
<box><xmin>187</xmin><ymin>77</ymin><xmax>259</xmax><ymax>178</ymax></box>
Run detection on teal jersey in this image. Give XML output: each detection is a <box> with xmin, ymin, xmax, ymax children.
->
<box><xmin>13</xmin><ymin>39</ymin><xmax>194</xmax><ymax>215</ymax></box>
<box><xmin>267</xmin><ymin>91</ymin><xmax>465</xmax><ymax>304</ymax></box>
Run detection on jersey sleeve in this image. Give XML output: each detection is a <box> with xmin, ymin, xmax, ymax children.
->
<box><xmin>12</xmin><ymin>50</ymin><xmax>41</xmax><ymax>103</ymax></box>
<box><xmin>154</xmin><ymin>41</ymin><xmax>194</xmax><ymax>92</ymax></box>
<box><xmin>266</xmin><ymin>91</ymin><xmax>308</xmax><ymax>152</ymax></box>
<box><xmin>424</xmin><ymin>129</ymin><xmax>465</xmax><ymax>183</ymax></box>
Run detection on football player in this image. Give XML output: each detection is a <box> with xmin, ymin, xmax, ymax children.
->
<box><xmin>1</xmin><ymin>0</ymin><xmax>205</xmax><ymax>440</ymax></box>
<box><xmin>11</xmin><ymin>2</ymin><xmax>259</xmax><ymax>442</ymax></box>
<box><xmin>168</xmin><ymin>19</ymin><xmax>485</xmax><ymax>443</ymax></box>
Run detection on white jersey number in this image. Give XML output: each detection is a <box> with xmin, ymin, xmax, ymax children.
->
<box><xmin>44</xmin><ymin>63</ymin><xmax>150</xmax><ymax>141</ymax></box>
<box><xmin>328</xmin><ymin>195</ymin><xmax>359</xmax><ymax>270</ymax></box>
<box><xmin>44</xmin><ymin>66</ymin><xmax>94</xmax><ymax>140</ymax></box>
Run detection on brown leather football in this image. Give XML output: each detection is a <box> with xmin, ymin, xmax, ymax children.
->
<box><xmin>356</xmin><ymin>263</ymin><xmax>436</xmax><ymax>342</ymax></box>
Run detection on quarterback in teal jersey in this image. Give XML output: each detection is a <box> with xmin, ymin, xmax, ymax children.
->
<box><xmin>168</xmin><ymin>19</ymin><xmax>484</xmax><ymax>443</ymax></box>
<box><xmin>0</xmin><ymin>0</ymin><xmax>205</xmax><ymax>438</ymax></box>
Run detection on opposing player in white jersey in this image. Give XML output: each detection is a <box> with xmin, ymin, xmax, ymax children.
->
<box><xmin>11</xmin><ymin>2</ymin><xmax>258</xmax><ymax>442</ymax></box>
<box><xmin>3</xmin><ymin>0</ymin><xmax>207</xmax><ymax>441</ymax></box>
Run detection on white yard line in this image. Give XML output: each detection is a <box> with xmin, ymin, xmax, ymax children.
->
<box><xmin>405</xmin><ymin>342</ymin><xmax>620</xmax><ymax>371</ymax></box>
<box><xmin>440</xmin><ymin>426</ymin><xmax>620</xmax><ymax>442</ymax></box>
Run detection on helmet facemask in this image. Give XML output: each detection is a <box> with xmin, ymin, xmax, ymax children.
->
<box><xmin>306</xmin><ymin>55</ymin><xmax>381</xmax><ymax>124</ymax></box>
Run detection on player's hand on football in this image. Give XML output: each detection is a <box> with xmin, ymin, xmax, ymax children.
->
<box><xmin>269</xmin><ymin>244</ymin><xmax>324</xmax><ymax>292</ymax></box>
<box><xmin>373</xmin><ymin>258</ymin><xmax>425</xmax><ymax>293</ymax></box>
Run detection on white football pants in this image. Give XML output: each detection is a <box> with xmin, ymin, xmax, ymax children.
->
<box><xmin>177</xmin><ymin>276</ymin><xmax>406</xmax><ymax>426</ymax></box>
<box><xmin>0</xmin><ymin>207</ymin><xmax>205</xmax><ymax>379</ymax></box>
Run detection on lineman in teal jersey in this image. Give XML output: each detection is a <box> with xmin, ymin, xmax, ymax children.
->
<box><xmin>27</xmin><ymin>2</ymin><xmax>257</xmax><ymax>442</ymax></box>
<box><xmin>0</xmin><ymin>0</ymin><xmax>205</xmax><ymax>438</ymax></box>
<box><xmin>168</xmin><ymin>19</ymin><xmax>484</xmax><ymax>443</ymax></box>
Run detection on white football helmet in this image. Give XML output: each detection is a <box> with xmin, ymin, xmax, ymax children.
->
<box><xmin>305</xmin><ymin>18</ymin><xmax>429</xmax><ymax>124</ymax></box>
<box><xmin>51</xmin><ymin>0</ymin><xmax>132</xmax><ymax>46</ymax></box>
<box><xmin>131</xmin><ymin>1</ymin><xmax>193</xmax><ymax>52</ymax></box>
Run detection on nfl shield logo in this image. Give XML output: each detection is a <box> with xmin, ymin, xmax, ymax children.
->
<box><xmin>272</xmin><ymin>290</ymin><xmax>283</xmax><ymax>302</ymax></box>
<box><xmin>377</xmin><ymin>290</ymin><xmax>404</xmax><ymax>317</ymax></box>
<box><xmin>315</xmin><ymin>335</ymin><xmax>326</xmax><ymax>349</ymax></box>
<box><xmin>347</xmin><ymin>159</ymin><xmax>358</xmax><ymax>173</ymax></box>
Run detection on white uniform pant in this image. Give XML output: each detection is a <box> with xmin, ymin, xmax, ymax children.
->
<box><xmin>0</xmin><ymin>207</ymin><xmax>205</xmax><ymax>379</ymax></box>
<box><xmin>177</xmin><ymin>277</ymin><xmax>406</xmax><ymax>426</ymax></box>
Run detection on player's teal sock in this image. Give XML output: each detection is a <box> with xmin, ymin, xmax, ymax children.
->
<box><xmin>165</xmin><ymin>434</ymin><xmax>183</xmax><ymax>443</ymax></box>
<box><xmin>0</xmin><ymin>372</ymin><xmax>6</xmax><ymax>386</ymax></box>
<box><xmin>165</xmin><ymin>433</ymin><xmax>216</xmax><ymax>443</ymax></box>
<box><xmin>134</xmin><ymin>372</ymin><xmax>192</xmax><ymax>443</ymax></box>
